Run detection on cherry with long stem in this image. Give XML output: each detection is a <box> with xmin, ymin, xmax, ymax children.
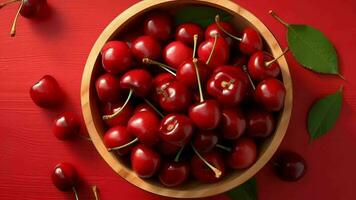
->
<box><xmin>191</xmin><ymin>143</ymin><xmax>222</xmax><ymax>178</ymax></box>
<box><xmin>102</xmin><ymin>89</ymin><xmax>133</xmax><ymax>120</ymax></box>
<box><xmin>215</xmin><ymin>15</ymin><xmax>241</xmax><ymax>42</ymax></box>
<box><xmin>265</xmin><ymin>47</ymin><xmax>289</xmax><ymax>67</ymax></box>
<box><xmin>143</xmin><ymin>58</ymin><xmax>176</xmax><ymax>76</ymax></box>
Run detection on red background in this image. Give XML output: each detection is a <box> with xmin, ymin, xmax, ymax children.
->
<box><xmin>0</xmin><ymin>0</ymin><xmax>355</xmax><ymax>199</ymax></box>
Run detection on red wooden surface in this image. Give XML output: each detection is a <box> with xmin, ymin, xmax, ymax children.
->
<box><xmin>0</xmin><ymin>0</ymin><xmax>355</xmax><ymax>199</ymax></box>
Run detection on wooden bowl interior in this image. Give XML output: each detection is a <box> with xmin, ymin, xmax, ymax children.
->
<box><xmin>82</xmin><ymin>0</ymin><xmax>292</xmax><ymax>198</ymax></box>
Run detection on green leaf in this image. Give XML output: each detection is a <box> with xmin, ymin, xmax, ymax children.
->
<box><xmin>174</xmin><ymin>6</ymin><xmax>232</xmax><ymax>28</ymax></box>
<box><xmin>227</xmin><ymin>177</ymin><xmax>258</xmax><ymax>200</ymax></box>
<box><xmin>287</xmin><ymin>24</ymin><xmax>339</xmax><ymax>75</ymax></box>
<box><xmin>307</xmin><ymin>88</ymin><xmax>343</xmax><ymax>141</ymax></box>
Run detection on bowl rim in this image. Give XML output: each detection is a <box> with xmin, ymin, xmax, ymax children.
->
<box><xmin>81</xmin><ymin>0</ymin><xmax>293</xmax><ymax>198</ymax></box>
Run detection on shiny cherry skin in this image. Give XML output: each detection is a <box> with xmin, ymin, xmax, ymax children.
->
<box><xmin>131</xmin><ymin>144</ymin><xmax>161</xmax><ymax>178</ymax></box>
<box><xmin>273</xmin><ymin>151</ymin><xmax>307</xmax><ymax>182</ymax></box>
<box><xmin>248</xmin><ymin>51</ymin><xmax>281</xmax><ymax>81</ymax></box>
<box><xmin>157</xmin><ymin>81</ymin><xmax>192</xmax><ymax>113</ymax></box>
<box><xmin>220</xmin><ymin>109</ymin><xmax>246</xmax><ymax>140</ymax></box>
<box><xmin>163</xmin><ymin>41</ymin><xmax>193</xmax><ymax>69</ymax></box>
<box><xmin>207</xmin><ymin>66</ymin><xmax>248</xmax><ymax>106</ymax></box>
<box><xmin>30</xmin><ymin>75</ymin><xmax>63</xmax><ymax>108</ymax></box>
<box><xmin>131</xmin><ymin>36</ymin><xmax>162</xmax><ymax>60</ymax></box>
<box><xmin>127</xmin><ymin>111</ymin><xmax>160</xmax><ymax>146</ymax></box>
<box><xmin>20</xmin><ymin>0</ymin><xmax>47</xmax><ymax>18</ymax></box>
<box><xmin>53</xmin><ymin>112</ymin><xmax>81</xmax><ymax>140</ymax></box>
<box><xmin>198</xmin><ymin>37</ymin><xmax>230</xmax><ymax>69</ymax></box>
<box><xmin>175</xmin><ymin>23</ymin><xmax>204</xmax><ymax>46</ymax></box>
<box><xmin>103</xmin><ymin>126</ymin><xmax>134</xmax><ymax>155</ymax></box>
<box><xmin>95</xmin><ymin>73</ymin><xmax>121</xmax><ymax>102</ymax></box>
<box><xmin>101</xmin><ymin>41</ymin><xmax>132</xmax><ymax>74</ymax></box>
<box><xmin>51</xmin><ymin>162</ymin><xmax>78</xmax><ymax>191</ymax></box>
<box><xmin>191</xmin><ymin>150</ymin><xmax>225</xmax><ymax>183</ymax></box>
<box><xmin>246</xmin><ymin>109</ymin><xmax>275</xmax><ymax>138</ymax></box>
<box><xmin>192</xmin><ymin>130</ymin><xmax>218</xmax><ymax>153</ymax></box>
<box><xmin>159</xmin><ymin>161</ymin><xmax>190</xmax><ymax>187</ymax></box>
<box><xmin>188</xmin><ymin>99</ymin><xmax>221</xmax><ymax>130</ymax></box>
<box><xmin>157</xmin><ymin>141</ymin><xmax>181</xmax><ymax>156</ymax></box>
<box><xmin>239</xmin><ymin>27</ymin><xmax>263</xmax><ymax>55</ymax></box>
<box><xmin>159</xmin><ymin>114</ymin><xmax>194</xmax><ymax>147</ymax></box>
<box><xmin>120</xmin><ymin>69</ymin><xmax>153</xmax><ymax>97</ymax></box>
<box><xmin>254</xmin><ymin>78</ymin><xmax>286</xmax><ymax>112</ymax></box>
<box><xmin>103</xmin><ymin>101</ymin><xmax>133</xmax><ymax>127</ymax></box>
<box><xmin>228</xmin><ymin>138</ymin><xmax>257</xmax><ymax>169</ymax></box>
<box><xmin>133</xmin><ymin>103</ymin><xmax>155</xmax><ymax>114</ymax></box>
<box><xmin>205</xmin><ymin>22</ymin><xmax>237</xmax><ymax>47</ymax></box>
<box><xmin>144</xmin><ymin>11</ymin><xmax>173</xmax><ymax>42</ymax></box>
<box><xmin>176</xmin><ymin>59</ymin><xmax>210</xmax><ymax>89</ymax></box>
<box><xmin>152</xmin><ymin>73</ymin><xmax>176</xmax><ymax>102</ymax></box>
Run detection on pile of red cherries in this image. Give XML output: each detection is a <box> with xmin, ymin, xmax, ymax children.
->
<box><xmin>95</xmin><ymin>10</ymin><xmax>287</xmax><ymax>186</ymax></box>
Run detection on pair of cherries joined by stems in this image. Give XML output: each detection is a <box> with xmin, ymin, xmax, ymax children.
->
<box><xmin>0</xmin><ymin>0</ymin><xmax>47</xmax><ymax>36</ymax></box>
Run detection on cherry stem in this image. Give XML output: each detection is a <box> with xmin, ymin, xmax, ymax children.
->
<box><xmin>92</xmin><ymin>185</ymin><xmax>100</xmax><ymax>200</ymax></box>
<box><xmin>206</xmin><ymin>33</ymin><xmax>218</xmax><ymax>65</ymax></box>
<box><xmin>215</xmin><ymin>15</ymin><xmax>242</xmax><ymax>42</ymax></box>
<box><xmin>102</xmin><ymin>89</ymin><xmax>133</xmax><ymax>120</ymax></box>
<box><xmin>0</xmin><ymin>0</ymin><xmax>20</xmax><ymax>9</ymax></box>
<box><xmin>242</xmin><ymin>65</ymin><xmax>256</xmax><ymax>90</ymax></box>
<box><xmin>265</xmin><ymin>47</ymin><xmax>289</xmax><ymax>67</ymax></box>
<box><xmin>108</xmin><ymin>138</ymin><xmax>139</xmax><ymax>152</ymax></box>
<box><xmin>10</xmin><ymin>0</ymin><xmax>23</xmax><ymax>37</ymax></box>
<box><xmin>72</xmin><ymin>187</ymin><xmax>79</xmax><ymax>200</ymax></box>
<box><xmin>191</xmin><ymin>143</ymin><xmax>222</xmax><ymax>178</ymax></box>
<box><xmin>143</xmin><ymin>98</ymin><xmax>164</xmax><ymax>118</ymax></box>
<box><xmin>338</xmin><ymin>74</ymin><xmax>346</xmax><ymax>81</ymax></box>
<box><xmin>193</xmin><ymin>58</ymin><xmax>204</xmax><ymax>102</ymax></box>
<box><xmin>269</xmin><ymin>10</ymin><xmax>290</xmax><ymax>27</ymax></box>
<box><xmin>174</xmin><ymin>146</ymin><xmax>185</xmax><ymax>162</ymax></box>
<box><xmin>142</xmin><ymin>58</ymin><xmax>176</xmax><ymax>76</ymax></box>
<box><xmin>216</xmin><ymin>144</ymin><xmax>231</xmax><ymax>152</ymax></box>
<box><xmin>192</xmin><ymin>34</ymin><xmax>198</xmax><ymax>59</ymax></box>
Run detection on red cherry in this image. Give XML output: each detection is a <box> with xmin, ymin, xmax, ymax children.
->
<box><xmin>30</xmin><ymin>75</ymin><xmax>63</xmax><ymax>108</ymax></box>
<box><xmin>176</xmin><ymin>59</ymin><xmax>210</xmax><ymax>89</ymax></box>
<box><xmin>220</xmin><ymin>109</ymin><xmax>246</xmax><ymax>140</ymax></box>
<box><xmin>159</xmin><ymin>114</ymin><xmax>194</xmax><ymax>147</ymax></box>
<box><xmin>144</xmin><ymin>11</ymin><xmax>173</xmax><ymax>42</ymax></box>
<box><xmin>246</xmin><ymin>109</ymin><xmax>275</xmax><ymax>138</ymax></box>
<box><xmin>131</xmin><ymin>144</ymin><xmax>161</xmax><ymax>178</ymax></box>
<box><xmin>273</xmin><ymin>151</ymin><xmax>307</xmax><ymax>182</ymax></box>
<box><xmin>163</xmin><ymin>41</ymin><xmax>193</xmax><ymax>69</ymax></box>
<box><xmin>191</xmin><ymin>150</ymin><xmax>225</xmax><ymax>183</ymax></box>
<box><xmin>239</xmin><ymin>27</ymin><xmax>263</xmax><ymax>55</ymax></box>
<box><xmin>157</xmin><ymin>141</ymin><xmax>181</xmax><ymax>156</ymax></box>
<box><xmin>207</xmin><ymin>66</ymin><xmax>248</xmax><ymax>106</ymax></box>
<box><xmin>192</xmin><ymin>130</ymin><xmax>218</xmax><ymax>153</ymax></box>
<box><xmin>175</xmin><ymin>23</ymin><xmax>204</xmax><ymax>46</ymax></box>
<box><xmin>20</xmin><ymin>0</ymin><xmax>47</xmax><ymax>18</ymax></box>
<box><xmin>254</xmin><ymin>78</ymin><xmax>286</xmax><ymax>112</ymax></box>
<box><xmin>198</xmin><ymin>36</ymin><xmax>229</xmax><ymax>69</ymax></box>
<box><xmin>189</xmin><ymin>99</ymin><xmax>221</xmax><ymax>130</ymax></box>
<box><xmin>153</xmin><ymin>72</ymin><xmax>175</xmax><ymax>89</ymax></box>
<box><xmin>133</xmin><ymin>103</ymin><xmax>155</xmax><ymax>114</ymax></box>
<box><xmin>205</xmin><ymin>22</ymin><xmax>237</xmax><ymax>47</ymax></box>
<box><xmin>51</xmin><ymin>162</ymin><xmax>78</xmax><ymax>191</ymax></box>
<box><xmin>248</xmin><ymin>51</ymin><xmax>281</xmax><ymax>81</ymax></box>
<box><xmin>101</xmin><ymin>41</ymin><xmax>132</xmax><ymax>74</ymax></box>
<box><xmin>159</xmin><ymin>161</ymin><xmax>189</xmax><ymax>187</ymax></box>
<box><xmin>95</xmin><ymin>73</ymin><xmax>121</xmax><ymax>102</ymax></box>
<box><xmin>120</xmin><ymin>69</ymin><xmax>153</xmax><ymax>97</ymax></box>
<box><xmin>53</xmin><ymin>112</ymin><xmax>81</xmax><ymax>140</ymax></box>
<box><xmin>103</xmin><ymin>101</ymin><xmax>133</xmax><ymax>127</ymax></box>
<box><xmin>157</xmin><ymin>81</ymin><xmax>192</xmax><ymax>113</ymax></box>
<box><xmin>131</xmin><ymin>36</ymin><xmax>162</xmax><ymax>60</ymax></box>
<box><xmin>127</xmin><ymin>111</ymin><xmax>160</xmax><ymax>146</ymax></box>
<box><xmin>103</xmin><ymin>126</ymin><xmax>134</xmax><ymax>155</ymax></box>
<box><xmin>228</xmin><ymin>138</ymin><xmax>257</xmax><ymax>169</ymax></box>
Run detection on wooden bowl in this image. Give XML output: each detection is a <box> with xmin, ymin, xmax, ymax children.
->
<box><xmin>81</xmin><ymin>0</ymin><xmax>293</xmax><ymax>198</ymax></box>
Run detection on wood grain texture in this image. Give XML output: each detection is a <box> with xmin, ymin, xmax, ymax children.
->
<box><xmin>1</xmin><ymin>0</ymin><xmax>356</xmax><ymax>200</ymax></box>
